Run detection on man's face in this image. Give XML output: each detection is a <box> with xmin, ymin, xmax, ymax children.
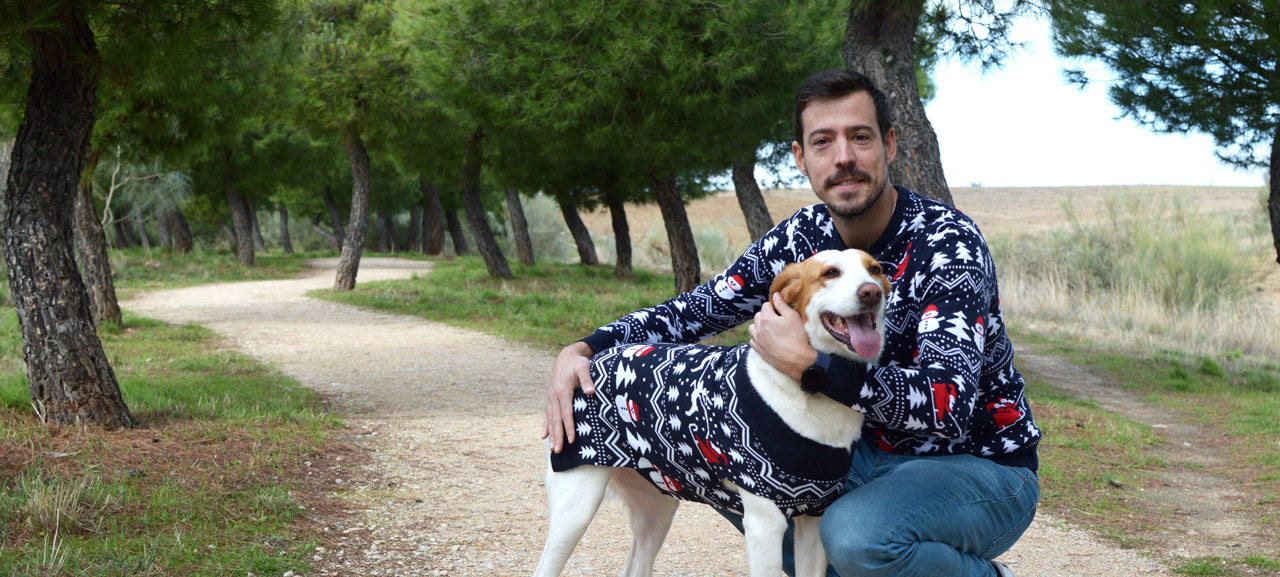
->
<box><xmin>791</xmin><ymin>91</ymin><xmax>897</xmax><ymax>219</ymax></box>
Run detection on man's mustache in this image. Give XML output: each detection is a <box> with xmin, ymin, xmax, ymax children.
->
<box><xmin>824</xmin><ymin>166</ymin><xmax>873</xmax><ymax>190</ymax></box>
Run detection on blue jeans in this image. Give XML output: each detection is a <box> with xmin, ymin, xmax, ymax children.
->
<box><xmin>718</xmin><ymin>439</ymin><xmax>1039</xmax><ymax>577</ymax></box>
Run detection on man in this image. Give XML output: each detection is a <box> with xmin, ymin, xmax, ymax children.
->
<box><xmin>545</xmin><ymin>69</ymin><xmax>1040</xmax><ymax>577</ymax></box>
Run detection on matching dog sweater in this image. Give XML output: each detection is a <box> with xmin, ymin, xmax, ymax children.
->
<box><xmin>550</xmin><ymin>342</ymin><xmax>854</xmax><ymax>516</ymax></box>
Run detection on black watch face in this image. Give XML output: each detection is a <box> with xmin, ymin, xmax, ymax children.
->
<box><xmin>802</xmin><ymin>365</ymin><xmax>829</xmax><ymax>391</ymax></box>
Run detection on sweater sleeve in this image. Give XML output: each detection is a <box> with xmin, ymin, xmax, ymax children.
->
<box><xmin>823</xmin><ymin>225</ymin><xmax>995</xmax><ymax>440</ymax></box>
<box><xmin>582</xmin><ymin>207</ymin><xmax>829</xmax><ymax>353</ymax></box>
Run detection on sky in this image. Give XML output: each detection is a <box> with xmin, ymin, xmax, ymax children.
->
<box><xmin>923</xmin><ymin>17</ymin><xmax>1263</xmax><ymax>188</ymax></box>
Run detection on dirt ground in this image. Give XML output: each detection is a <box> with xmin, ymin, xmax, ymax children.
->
<box><xmin>119</xmin><ymin>185</ymin><xmax>1277</xmax><ymax>576</ymax></box>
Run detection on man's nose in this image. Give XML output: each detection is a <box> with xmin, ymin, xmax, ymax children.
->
<box><xmin>833</xmin><ymin>138</ymin><xmax>856</xmax><ymax>167</ymax></box>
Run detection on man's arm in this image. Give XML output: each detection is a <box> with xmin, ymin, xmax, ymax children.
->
<box><xmin>543</xmin><ymin>341</ymin><xmax>594</xmax><ymax>454</ymax></box>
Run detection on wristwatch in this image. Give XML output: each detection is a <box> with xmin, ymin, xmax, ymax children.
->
<box><xmin>800</xmin><ymin>352</ymin><xmax>831</xmax><ymax>392</ymax></box>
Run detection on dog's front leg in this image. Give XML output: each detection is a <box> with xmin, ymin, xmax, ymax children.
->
<box><xmin>738</xmin><ymin>488</ymin><xmax>789</xmax><ymax>577</ymax></box>
<box><xmin>793</xmin><ymin>514</ymin><xmax>827</xmax><ymax>577</ymax></box>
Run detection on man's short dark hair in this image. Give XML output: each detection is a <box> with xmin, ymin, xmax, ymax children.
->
<box><xmin>793</xmin><ymin>69</ymin><xmax>893</xmax><ymax>148</ymax></box>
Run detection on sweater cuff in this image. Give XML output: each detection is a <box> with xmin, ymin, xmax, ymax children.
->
<box><xmin>822</xmin><ymin>355</ymin><xmax>867</xmax><ymax>407</ymax></box>
<box><xmin>579</xmin><ymin>330</ymin><xmax>617</xmax><ymax>356</ymax></box>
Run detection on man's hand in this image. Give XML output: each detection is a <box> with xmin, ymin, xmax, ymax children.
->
<box><xmin>543</xmin><ymin>341</ymin><xmax>595</xmax><ymax>453</ymax></box>
<box><xmin>749</xmin><ymin>292</ymin><xmax>817</xmax><ymax>381</ymax></box>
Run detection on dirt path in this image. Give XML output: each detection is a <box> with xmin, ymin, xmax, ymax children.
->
<box><xmin>121</xmin><ymin>257</ymin><xmax>1183</xmax><ymax>576</ymax></box>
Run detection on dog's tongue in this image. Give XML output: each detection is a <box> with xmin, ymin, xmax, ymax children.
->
<box><xmin>849</xmin><ymin>314</ymin><xmax>881</xmax><ymax>359</ymax></box>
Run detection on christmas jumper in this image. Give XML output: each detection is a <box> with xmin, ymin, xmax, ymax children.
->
<box><xmin>580</xmin><ymin>186</ymin><xmax>1041</xmax><ymax>472</ymax></box>
<box><xmin>549</xmin><ymin>342</ymin><xmax>854</xmax><ymax>516</ymax></box>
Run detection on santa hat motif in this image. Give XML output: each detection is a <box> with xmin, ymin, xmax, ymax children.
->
<box><xmin>713</xmin><ymin>274</ymin><xmax>746</xmax><ymax>300</ymax></box>
<box><xmin>986</xmin><ymin>398</ymin><xmax>1023</xmax><ymax>430</ymax></box>
<box><xmin>894</xmin><ymin>242</ymin><xmax>911</xmax><ymax>281</ymax></box>
<box><xmin>919</xmin><ymin>304</ymin><xmax>941</xmax><ymax>333</ymax></box>
<box><xmin>615</xmin><ymin>394</ymin><xmax>641</xmax><ymax>424</ymax></box>
<box><xmin>695</xmin><ymin>434</ymin><xmax>728</xmax><ymax>466</ymax></box>
<box><xmin>623</xmin><ymin>344</ymin><xmax>655</xmax><ymax>358</ymax></box>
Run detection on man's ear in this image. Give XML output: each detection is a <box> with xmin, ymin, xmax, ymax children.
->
<box><xmin>791</xmin><ymin>140</ymin><xmax>807</xmax><ymax>177</ymax></box>
<box><xmin>883</xmin><ymin>127</ymin><xmax>897</xmax><ymax>165</ymax></box>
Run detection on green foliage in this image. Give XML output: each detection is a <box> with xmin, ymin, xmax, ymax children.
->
<box><xmin>1048</xmin><ymin>0</ymin><xmax>1280</xmax><ymax>169</ymax></box>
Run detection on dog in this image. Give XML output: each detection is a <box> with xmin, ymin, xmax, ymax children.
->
<box><xmin>534</xmin><ymin>248</ymin><xmax>890</xmax><ymax>577</ymax></box>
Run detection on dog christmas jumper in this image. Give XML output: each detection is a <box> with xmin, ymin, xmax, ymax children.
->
<box><xmin>550</xmin><ymin>342</ymin><xmax>854</xmax><ymax>516</ymax></box>
<box><xmin>578</xmin><ymin>186</ymin><xmax>1042</xmax><ymax>472</ymax></box>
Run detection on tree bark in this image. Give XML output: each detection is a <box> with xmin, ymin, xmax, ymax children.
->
<box><xmin>649</xmin><ymin>169</ymin><xmax>701</xmax><ymax>293</ymax></box>
<box><xmin>323</xmin><ymin>185</ymin><xmax>345</xmax><ymax>250</ymax></box>
<box><xmin>249</xmin><ymin>199</ymin><xmax>266</xmax><ymax>251</ymax></box>
<box><xmin>4</xmin><ymin>3</ymin><xmax>135</xmax><ymax>429</ymax></box>
<box><xmin>845</xmin><ymin>0</ymin><xmax>953</xmax><ymax>206</ymax></box>
<box><xmin>419</xmin><ymin>177</ymin><xmax>445</xmax><ymax>255</ymax></box>
<box><xmin>73</xmin><ymin>180</ymin><xmax>123</xmax><ymax>327</ymax></box>
<box><xmin>377</xmin><ymin>211</ymin><xmax>394</xmax><ymax>253</ymax></box>
<box><xmin>445</xmin><ymin>204</ymin><xmax>468</xmax><ymax>255</ymax></box>
<box><xmin>732</xmin><ymin>159</ymin><xmax>774</xmax><ymax>241</ymax></box>
<box><xmin>407</xmin><ymin>205</ymin><xmax>422</xmax><ymax>253</ymax></box>
<box><xmin>505</xmin><ymin>188</ymin><xmax>535</xmax><ymax>266</ymax></box>
<box><xmin>334</xmin><ymin>125</ymin><xmax>371</xmax><ymax>291</ymax></box>
<box><xmin>167</xmin><ymin>208</ymin><xmax>193</xmax><ymax>253</ymax></box>
<box><xmin>558</xmin><ymin>198</ymin><xmax>598</xmax><ymax>266</ymax></box>
<box><xmin>606</xmin><ymin>191</ymin><xmax>633</xmax><ymax>278</ymax></box>
<box><xmin>1269</xmin><ymin>125</ymin><xmax>1279</xmax><ymax>265</ymax></box>
<box><xmin>278</xmin><ymin>203</ymin><xmax>294</xmax><ymax>254</ymax></box>
<box><xmin>132</xmin><ymin>210</ymin><xmax>151</xmax><ymax>251</ymax></box>
<box><xmin>223</xmin><ymin>148</ymin><xmax>255</xmax><ymax>267</ymax></box>
<box><xmin>460</xmin><ymin>129</ymin><xmax>512</xmax><ymax>278</ymax></box>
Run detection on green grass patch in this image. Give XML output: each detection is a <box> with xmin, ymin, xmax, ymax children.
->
<box><xmin>0</xmin><ymin>306</ymin><xmax>343</xmax><ymax>576</ymax></box>
<box><xmin>316</xmin><ymin>256</ymin><xmax>750</xmax><ymax>351</ymax></box>
<box><xmin>110</xmin><ymin>248</ymin><xmax>325</xmax><ymax>296</ymax></box>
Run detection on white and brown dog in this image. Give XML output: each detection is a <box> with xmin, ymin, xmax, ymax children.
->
<box><xmin>535</xmin><ymin>249</ymin><xmax>890</xmax><ymax>577</ymax></box>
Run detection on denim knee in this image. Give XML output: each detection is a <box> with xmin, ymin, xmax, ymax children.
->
<box><xmin>819</xmin><ymin>495</ymin><xmax>898</xmax><ymax>577</ymax></box>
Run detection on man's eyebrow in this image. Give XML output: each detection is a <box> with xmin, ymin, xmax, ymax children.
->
<box><xmin>807</xmin><ymin>124</ymin><xmax>876</xmax><ymax>140</ymax></box>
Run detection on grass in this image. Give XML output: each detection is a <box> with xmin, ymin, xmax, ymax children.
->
<box><xmin>0</xmin><ymin>250</ymin><xmax>349</xmax><ymax>577</ymax></box>
<box><xmin>317</xmin><ymin>256</ymin><xmax>751</xmax><ymax>351</ymax></box>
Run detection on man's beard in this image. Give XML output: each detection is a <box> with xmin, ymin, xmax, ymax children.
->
<box><xmin>822</xmin><ymin>166</ymin><xmax>884</xmax><ymax>219</ymax></box>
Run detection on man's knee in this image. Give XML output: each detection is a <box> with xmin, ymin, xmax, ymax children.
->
<box><xmin>819</xmin><ymin>499</ymin><xmax>898</xmax><ymax>577</ymax></box>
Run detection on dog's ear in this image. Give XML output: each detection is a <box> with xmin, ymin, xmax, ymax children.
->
<box><xmin>769</xmin><ymin>262</ymin><xmax>804</xmax><ymax>308</ymax></box>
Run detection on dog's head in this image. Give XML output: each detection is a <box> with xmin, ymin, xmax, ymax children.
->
<box><xmin>769</xmin><ymin>249</ymin><xmax>890</xmax><ymax>363</ymax></box>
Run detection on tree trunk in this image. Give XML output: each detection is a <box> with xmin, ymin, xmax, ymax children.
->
<box><xmin>153</xmin><ymin>207</ymin><xmax>172</xmax><ymax>249</ymax></box>
<box><xmin>558</xmin><ymin>198</ymin><xmax>598</xmax><ymax>266</ymax></box>
<box><xmin>278</xmin><ymin>203</ymin><xmax>294</xmax><ymax>254</ymax></box>
<box><xmin>407</xmin><ymin>205</ymin><xmax>422</xmax><ymax>253</ymax></box>
<box><xmin>845</xmin><ymin>0</ymin><xmax>953</xmax><ymax>206</ymax></box>
<box><xmin>311</xmin><ymin>216</ymin><xmax>339</xmax><ymax>248</ymax></box>
<box><xmin>4</xmin><ymin>3</ymin><xmax>135</xmax><ymax>429</ymax></box>
<box><xmin>1269</xmin><ymin>126</ymin><xmax>1279</xmax><ymax>265</ymax></box>
<box><xmin>113</xmin><ymin>217</ymin><xmax>135</xmax><ymax>247</ymax></box>
<box><xmin>377</xmin><ymin>211</ymin><xmax>394</xmax><ymax>253</ymax></box>
<box><xmin>445</xmin><ymin>204</ymin><xmax>468</xmax><ymax>255</ymax></box>
<box><xmin>460</xmin><ymin>129</ymin><xmax>512</xmax><ymax>278</ymax></box>
<box><xmin>732</xmin><ymin>159</ymin><xmax>774</xmax><ymax>241</ymax></box>
<box><xmin>132</xmin><ymin>210</ymin><xmax>151</xmax><ymax>251</ymax></box>
<box><xmin>334</xmin><ymin>126</ymin><xmax>371</xmax><ymax>291</ymax></box>
<box><xmin>72</xmin><ymin>149</ymin><xmax>123</xmax><ymax>328</ymax></box>
<box><xmin>73</xmin><ymin>178</ymin><xmax>123</xmax><ymax>327</ymax></box>
<box><xmin>323</xmin><ymin>185</ymin><xmax>345</xmax><ymax>250</ymax></box>
<box><xmin>649</xmin><ymin>169</ymin><xmax>701</xmax><ymax>293</ymax></box>
<box><xmin>167</xmin><ymin>208</ymin><xmax>193</xmax><ymax>253</ymax></box>
<box><xmin>505</xmin><ymin>188</ymin><xmax>535</xmax><ymax>266</ymax></box>
<box><xmin>249</xmin><ymin>200</ymin><xmax>266</xmax><ymax>251</ymax></box>
<box><xmin>420</xmin><ymin>177</ymin><xmax>445</xmax><ymax>255</ymax></box>
<box><xmin>223</xmin><ymin>149</ymin><xmax>255</xmax><ymax>267</ymax></box>
<box><xmin>606</xmin><ymin>191</ymin><xmax>633</xmax><ymax>278</ymax></box>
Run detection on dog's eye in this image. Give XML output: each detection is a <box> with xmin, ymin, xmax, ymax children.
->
<box><xmin>823</xmin><ymin>268</ymin><xmax>841</xmax><ymax>279</ymax></box>
<box><xmin>869</xmin><ymin>265</ymin><xmax>882</xmax><ymax>276</ymax></box>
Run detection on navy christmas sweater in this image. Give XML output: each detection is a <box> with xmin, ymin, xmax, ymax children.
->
<box><xmin>580</xmin><ymin>187</ymin><xmax>1041</xmax><ymax>472</ymax></box>
<box><xmin>550</xmin><ymin>343</ymin><xmax>854</xmax><ymax>516</ymax></box>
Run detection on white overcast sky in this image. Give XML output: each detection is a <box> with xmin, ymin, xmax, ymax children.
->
<box><xmin>924</xmin><ymin>17</ymin><xmax>1263</xmax><ymax>188</ymax></box>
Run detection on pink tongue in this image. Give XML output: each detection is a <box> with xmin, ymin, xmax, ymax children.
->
<box><xmin>849</xmin><ymin>315</ymin><xmax>881</xmax><ymax>359</ymax></box>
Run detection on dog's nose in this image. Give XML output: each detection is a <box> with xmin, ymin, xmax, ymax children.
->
<box><xmin>858</xmin><ymin>282</ymin><xmax>882</xmax><ymax>305</ymax></box>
